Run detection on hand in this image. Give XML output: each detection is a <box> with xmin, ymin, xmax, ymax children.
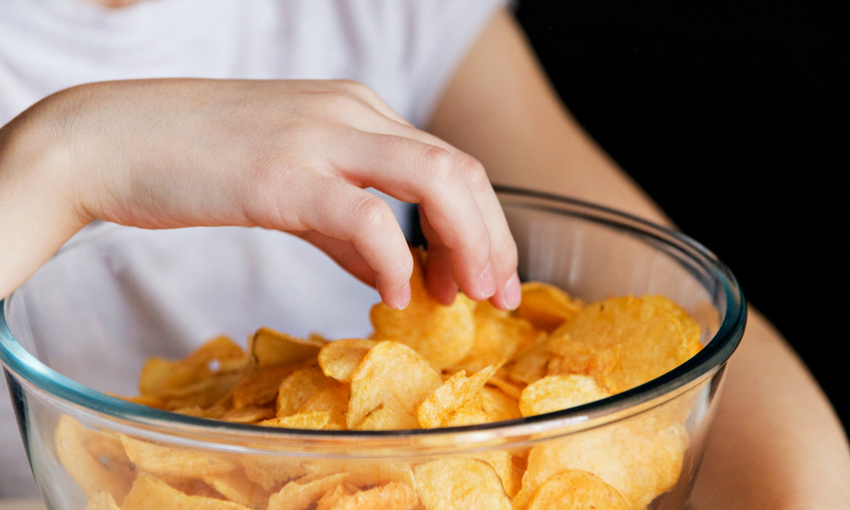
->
<box><xmin>0</xmin><ymin>79</ymin><xmax>519</xmax><ymax>310</ymax></box>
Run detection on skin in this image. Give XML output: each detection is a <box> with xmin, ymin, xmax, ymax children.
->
<box><xmin>1</xmin><ymin>1</ymin><xmax>848</xmax><ymax>507</ymax></box>
<box><xmin>428</xmin><ymin>10</ymin><xmax>850</xmax><ymax>509</ymax></box>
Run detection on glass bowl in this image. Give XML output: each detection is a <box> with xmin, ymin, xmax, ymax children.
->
<box><xmin>0</xmin><ymin>186</ymin><xmax>745</xmax><ymax>510</ymax></box>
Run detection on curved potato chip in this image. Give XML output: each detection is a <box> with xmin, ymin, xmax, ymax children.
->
<box><xmin>515</xmin><ymin>413</ymin><xmax>688</xmax><ymax>510</ymax></box>
<box><xmin>297</xmin><ymin>380</ymin><xmax>350</xmax><ymax>429</ymax></box>
<box><xmin>507</xmin><ymin>334</ymin><xmax>552</xmax><ymax>385</ymax></box>
<box><xmin>414</xmin><ymin>458</ymin><xmax>513</xmax><ymax>510</ymax></box>
<box><xmin>548</xmin><ymin>296</ymin><xmax>692</xmax><ymax>393</ymax></box>
<box><xmin>304</xmin><ymin>460</ymin><xmax>415</xmax><ymax>489</ymax></box>
<box><xmin>232</xmin><ymin>364</ymin><xmax>300</xmax><ymax>410</ymax></box>
<box><xmin>240</xmin><ymin>455</ymin><xmax>308</xmax><ymax>491</ymax></box>
<box><xmin>417</xmin><ymin>364</ymin><xmax>500</xmax><ymax>428</ymax></box>
<box><xmin>519</xmin><ymin>375</ymin><xmax>610</xmax><ymax>417</ymax></box>
<box><xmin>85</xmin><ymin>491</ymin><xmax>121</xmax><ymax>510</ymax></box>
<box><xmin>315</xmin><ymin>483</ymin><xmax>352</xmax><ymax>510</ymax></box>
<box><xmin>120</xmin><ymin>434</ymin><xmax>237</xmax><ymax>477</ymax></box>
<box><xmin>318</xmin><ymin>339</ymin><xmax>377</xmax><ymax>383</ymax></box>
<box><xmin>641</xmin><ymin>295</ymin><xmax>704</xmax><ymax>356</ymax></box>
<box><xmin>454</xmin><ymin>302</ymin><xmax>540</xmax><ymax>373</ymax></box>
<box><xmin>480</xmin><ymin>386</ymin><xmax>522</xmax><ymax>423</ymax></box>
<box><xmin>370</xmin><ymin>250</ymin><xmax>476</xmax><ymax>369</ymax></box>
<box><xmin>347</xmin><ymin>341</ymin><xmax>441</xmax><ymax>430</ymax></box>
<box><xmin>319</xmin><ymin>482</ymin><xmax>419</xmax><ymax>510</ymax></box>
<box><xmin>55</xmin><ymin>416</ymin><xmax>134</xmax><ymax>504</ymax></box>
<box><xmin>525</xmin><ymin>470</ymin><xmax>628</xmax><ymax>510</ymax></box>
<box><xmin>517</xmin><ymin>282</ymin><xmax>583</xmax><ymax>333</ymax></box>
<box><xmin>204</xmin><ymin>469</ymin><xmax>274</xmax><ymax>509</ymax></box>
<box><xmin>260</xmin><ymin>411</ymin><xmax>332</xmax><ymax>430</ymax></box>
<box><xmin>267</xmin><ymin>473</ymin><xmax>349</xmax><ymax>510</ymax></box>
<box><xmin>122</xmin><ymin>473</ymin><xmax>251</xmax><ymax>510</ymax></box>
<box><xmin>251</xmin><ymin>327</ymin><xmax>324</xmax><ymax>368</ymax></box>
<box><xmin>276</xmin><ymin>366</ymin><xmax>331</xmax><ymax>418</ymax></box>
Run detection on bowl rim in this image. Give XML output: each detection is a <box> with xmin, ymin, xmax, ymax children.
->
<box><xmin>0</xmin><ymin>186</ymin><xmax>746</xmax><ymax>446</ymax></box>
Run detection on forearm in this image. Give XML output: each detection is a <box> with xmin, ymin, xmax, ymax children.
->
<box><xmin>690</xmin><ymin>310</ymin><xmax>850</xmax><ymax>509</ymax></box>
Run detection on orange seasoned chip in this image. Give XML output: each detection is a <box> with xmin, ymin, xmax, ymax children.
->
<box><xmin>121</xmin><ymin>473</ymin><xmax>250</xmax><ymax>510</ymax></box>
<box><xmin>414</xmin><ymin>458</ymin><xmax>513</xmax><ymax>510</ymax></box>
<box><xmin>519</xmin><ymin>375</ymin><xmax>610</xmax><ymax>417</ymax></box>
<box><xmin>454</xmin><ymin>302</ymin><xmax>541</xmax><ymax>373</ymax></box>
<box><xmin>260</xmin><ymin>411</ymin><xmax>332</xmax><ymax>430</ymax></box>
<box><xmin>319</xmin><ymin>482</ymin><xmax>418</xmax><ymax>510</ymax></box>
<box><xmin>417</xmin><ymin>364</ymin><xmax>500</xmax><ymax>428</ymax></box>
<box><xmin>267</xmin><ymin>473</ymin><xmax>349</xmax><ymax>510</ymax></box>
<box><xmin>517</xmin><ymin>282</ymin><xmax>583</xmax><ymax>333</ymax></box>
<box><xmin>250</xmin><ymin>327</ymin><xmax>325</xmax><ymax>368</ymax></box>
<box><xmin>119</xmin><ymin>434</ymin><xmax>237</xmax><ymax>478</ymax></box>
<box><xmin>232</xmin><ymin>363</ymin><xmax>301</xmax><ymax>410</ymax></box>
<box><xmin>318</xmin><ymin>339</ymin><xmax>377</xmax><ymax>383</ymax></box>
<box><xmin>515</xmin><ymin>413</ymin><xmax>688</xmax><ymax>510</ymax></box>
<box><xmin>480</xmin><ymin>386</ymin><xmax>522</xmax><ymax>423</ymax></box>
<box><xmin>641</xmin><ymin>294</ymin><xmax>704</xmax><ymax>356</ymax></box>
<box><xmin>347</xmin><ymin>341</ymin><xmax>441</xmax><ymax>430</ymax></box>
<box><xmin>276</xmin><ymin>366</ymin><xmax>331</xmax><ymax>418</ymax></box>
<box><xmin>525</xmin><ymin>470</ymin><xmax>628</xmax><ymax>510</ymax></box>
<box><xmin>54</xmin><ymin>416</ymin><xmax>134</xmax><ymax>504</ymax></box>
<box><xmin>548</xmin><ymin>296</ymin><xmax>692</xmax><ymax>393</ymax></box>
<box><xmin>84</xmin><ymin>491</ymin><xmax>121</xmax><ymax>510</ymax></box>
<box><xmin>204</xmin><ymin>469</ymin><xmax>274</xmax><ymax>509</ymax></box>
<box><xmin>370</xmin><ymin>249</ymin><xmax>476</xmax><ymax>369</ymax></box>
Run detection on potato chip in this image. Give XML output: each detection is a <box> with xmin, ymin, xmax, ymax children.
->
<box><xmin>267</xmin><ymin>473</ymin><xmax>349</xmax><ymax>510</ymax></box>
<box><xmin>517</xmin><ymin>282</ymin><xmax>583</xmax><ymax>333</ymax></box>
<box><xmin>485</xmin><ymin>368</ymin><xmax>525</xmax><ymax>400</ymax></box>
<box><xmin>515</xmin><ymin>414</ymin><xmax>688</xmax><ymax>510</ymax></box>
<box><xmin>121</xmin><ymin>473</ymin><xmax>250</xmax><ymax>510</ymax></box>
<box><xmin>347</xmin><ymin>341</ymin><xmax>441</xmax><ymax>430</ymax></box>
<box><xmin>454</xmin><ymin>302</ymin><xmax>540</xmax><ymax>373</ymax></box>
<box><xmin>641</xmin><ymin>294</ymin><xmax>704</xmax><ymax>356</ymax></box>
<box><xmin>232</xmin><ymin>363</ymin><xmax>300</xmax><ymax>410</ymax></box>
<box><xmin>240</xmin><ymin>456</ymin><xmax>308</xmax><ymax>491</ymax></box>
<box><xmin>414</xmin><ymin>458</ymin><xmax>513</xmax><ymax>510</ymax></box>
<box><xmin>276</xmin><ymin>366</ymin><xmax>332</xmax><ymax>418</ymax></box>
<box><xmin>441</xmin><ymin>393</ymin><xmax>491</xmax><ymax>427</ymax></box>
<box><xmin>260</xmin><ymin>411</ymin><xmax>332</xmax><ymax>430</ymax></box>
<box><xmin>54</xmin><ymin>416</ymin><xmax>134</xmax><ymax>504</ymax></box>
<box><xmin>548</xmin><ymin>296</ymin><xmax>692</xmax><ymax>393</ymax></box>
<box><xmin>315</xmin><ymin>483</ymin><xmax>352</xmax><ymax>510</ymax></box>
<box><xmin>250</xmin><ymin>327</ymin><xmax>325</xmax><ymax>368</ymax></box>
<box><xmin>296</xmin><ymin>381</ymin><xmax>350</xmax><ymax>429</ymax></box>
<box><xmin>139</xmin><ymin>336</ymin><xmax>247</xmax><ymax>397</ymax></box>
<box><xmin>417</xmin><ymin>364</ymin><xmax>500</xmax><ymax>428</ymax></box>
<box><xmin>480</xmin><ymin>386</ymin><xmax>522</xmax><ymax>423</ymax></box>
<box><xmin>525</xmin><ymin>470</ymin><xmax>628</xmax><ymax>510</ymax></box>
<box><xmin>519</xmin><ymin>375</ymin><xmax>610</xmax><ymax>417</ymax></box>
<box><xmin>507</xmin><ymin>334</ymin><xmax>552</xmax><ymax>385</ymax></box>
<box><xmin>302</xmin><ymin>459</ymin><xmax>415</xmax><ymax>489</ymax></box>
<box><xmin>204</xmin><ymin>469</ymin><xmax>274</xmax><ymax>509</ymax></box>
<box><xmin>370</xmin><ymin>249</ymin><xmax>476</xmax><ymax>369</ymax></box>
<box><xmin>85</xmin><ymin>491</ymin><xmax>121</xmax><ymax>510</ymax></box>
<box><xmin>318</xmin><ymin>339</ymin><xmax>377</xmax><ymax>383</ymax></box>
<box><xmin>319</xmin><ymin>482</ymin><xmax>419</xmax><ymax>510</ymax></box>
<box><xmin>119</xmin><ymin>434</ymin><xmax>237</xmax><ymax>477</ymax></box>
<box><xmin>221</xmin><ymin>406</ymin><xmax>276</xmax><ymax>424</ymax></box>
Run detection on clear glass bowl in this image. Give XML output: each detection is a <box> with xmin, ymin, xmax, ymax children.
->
<box><xmin>0</xmin><ymin>187</ymin><xmax>745</xmax><ymax>510</ymax></box>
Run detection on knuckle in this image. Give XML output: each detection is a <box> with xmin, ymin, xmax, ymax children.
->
<box><xmin>351</xmin><ymin>194</ymin><xmax>395</xmax><ymax>237</ymax></box>
<box><xmin>419</xmin><ymin>146</ymin><xmax>457</xmax><ymax>184</ymax></box>
<box><xmin>457</xmin><ymin>154</ymin><xmax>490</xmax><ymax>195</ymax></box>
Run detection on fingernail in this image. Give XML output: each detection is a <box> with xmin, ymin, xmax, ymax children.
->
<box><xmin>503</xmin><ymin>272</ymin><xmax>521</xmax><ymax>310</ymax></box>
<box><xmin>480</xmin><ymin>262</ymin><xmax>496</xmax><ymax>300</ymax></box>
<box><xmin>396</xmin><ymin>282</ymin><xmax>411</xmax><ymax>310</ymax></box>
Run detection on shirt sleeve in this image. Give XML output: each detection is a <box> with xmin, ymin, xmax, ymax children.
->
<box><xmin>404</xmin><ymin>0</ymin><xmax>510</xmax><ymax>128</ymax></box>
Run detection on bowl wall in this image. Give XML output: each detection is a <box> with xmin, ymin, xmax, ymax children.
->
<box><xmin>1</xmin><ymin>188</ymin><xmax>745</xmax><ymax>510</ymax></box>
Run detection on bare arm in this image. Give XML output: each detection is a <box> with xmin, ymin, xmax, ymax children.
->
<box><xmin>428</xmin><ymin>9</ymin><xmax>850</xmax><ymax>509</ymax></box>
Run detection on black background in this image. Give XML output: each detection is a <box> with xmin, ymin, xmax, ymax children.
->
<box><xmin>514</xmin><ymin>1</ymin><xmax>849</xmax><ymax>432</ymax></box>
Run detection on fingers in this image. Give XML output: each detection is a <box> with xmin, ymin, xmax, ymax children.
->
<box><xmin>279</xmin><ymin>173</ymin><xmax>414</xmax><ymax>310</ymax></box>
<box><xmin>328</xmin><ymin>129</ymin><xmax>519</xmax><ymax>309</ymax></box>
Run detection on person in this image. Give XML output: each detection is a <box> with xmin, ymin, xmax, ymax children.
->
<box><xmin>0</xmin><ymin>0</ymin><xmax>848</xmax><ymax>508</ymax></box>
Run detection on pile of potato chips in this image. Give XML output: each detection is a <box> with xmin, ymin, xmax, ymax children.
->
<box><xmin>56</xmin><ymin>250</ymin><xmax>705</xmax><ymax>510</ymax></box>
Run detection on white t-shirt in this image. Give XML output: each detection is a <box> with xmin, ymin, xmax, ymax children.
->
<box><xmin>0</xmin><ymin>0</ymin><xmax>506</xmax><ymax>497</ymax></box>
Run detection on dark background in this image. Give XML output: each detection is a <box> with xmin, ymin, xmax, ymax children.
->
<box><xmin>514</xmin><ymin>1</ymin><xmax>849</xmax><ymax>431</ymax></box>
